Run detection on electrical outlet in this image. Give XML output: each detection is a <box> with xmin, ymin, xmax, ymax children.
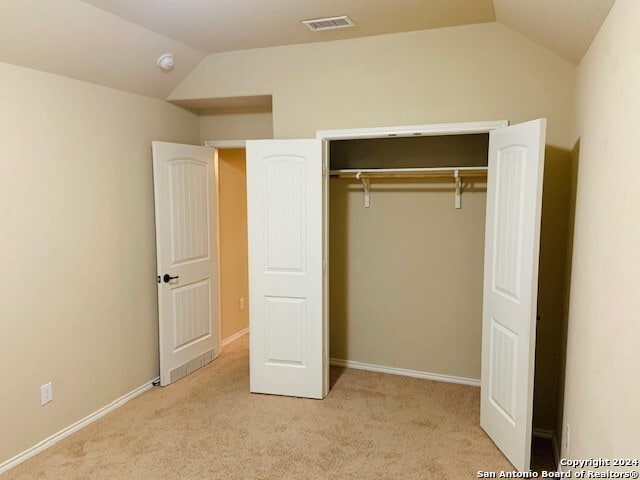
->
<box><xmin>41</xmin><ymin>382</ymin><xmax>53</xmax><ymax>405</ymax></box>
<box><xmin>239</xmin><ymin>298</ymin><xmax>245</xmax><ymax>310</ymax></box>
<box><xmin>564</xmin><ymin>424</ymin><xmax>570</xmax><ymax>450</ymax></box>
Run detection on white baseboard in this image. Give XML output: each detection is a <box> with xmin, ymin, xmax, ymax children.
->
<box><xmin>533</xmin><ymin>428</ymin><xmax>560</xmax><ymax>468</ymax></box>
<box><xmin>221</xmin><ymin>327</ymin><xmax>249</xmax><ymax>348</ymax></box>
<box><xmin>329</xmin><ymin>358</ymin><xmax>481</xmax><ymax>387</ymax></box>
<box><xmin>0</xmin><ymin>377</ymin><xmax>159</xmax><ymax>475</ymax></box>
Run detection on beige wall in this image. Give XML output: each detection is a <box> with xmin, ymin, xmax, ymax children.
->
<box><xmin>330</xmin><ymin>177</ymin><xmax>487</xmax><ymax>380</ymax></box>
<box><xmin>199</xmin><ymin>112</ymin><xmax>273</xmax><ymax>144</ymax></box>
<box><xmin>217</xmin><ymin>149</ymin><xmax>249</xmax><ymax>341</ymax></box>
<box><xmin>170</xmin><ymin>22</ymin><xmax>576</xmax><ymax>149</ymax></box>
<box><xmin>562</xmin><ymin>0</ymin><xmax>640</xmax><ymax>464</ymax></box>
<box><xmin>0</xmin><ymin>62</ymin><xmax>199</xmax><ymax>464</ymax></box>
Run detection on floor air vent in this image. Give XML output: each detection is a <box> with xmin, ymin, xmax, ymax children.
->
<box><xmin>302</xmin><ymin>15</ymin><xmax>354</xmax><ymax>32</ymax></box>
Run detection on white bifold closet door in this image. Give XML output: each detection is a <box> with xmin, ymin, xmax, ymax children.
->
<box><xmin>246</xmin><ymin>139</ymin><xmax>324</xmax><ymax>399</ymax></box>
<box><xmin>152</xmin><ymin>142</ymin><xmax>219</xmax><ymax>386</ymax></box>
<box><xmin>481</xmin><ymin>119</ymin><xmax>546</xmax><ymax>471</ymax></box>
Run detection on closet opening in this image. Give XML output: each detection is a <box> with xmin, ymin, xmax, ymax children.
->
<box><xmin>324</xmin><ymin>129</ymin><xmax>570</xmax><ymax>469</ymax></box>
<box><xmin>328</xmin><ymin>133</ymin><xmax>490</xmax><ymax>389</ymax></box>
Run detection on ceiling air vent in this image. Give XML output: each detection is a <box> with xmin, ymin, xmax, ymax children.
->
<box><xmin>302</xmin><ymin>15</ymin><xmax>354</xmax><ymax>32</ymax></box>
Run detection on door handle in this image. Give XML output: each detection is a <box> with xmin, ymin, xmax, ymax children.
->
<box><xmin>163</xmin><ymin>274</ymin><xmax>179</xmax><ymax>283</ymax></box>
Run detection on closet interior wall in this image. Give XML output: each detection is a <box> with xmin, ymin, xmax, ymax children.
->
<box><xmin>329</xmin><ymin>134</ymin><xmax>489</xmax><ymax>381</ymax></box>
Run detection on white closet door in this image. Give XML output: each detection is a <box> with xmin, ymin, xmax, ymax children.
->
<box><xmin>481</xmin><ymin>119</ymin><xmax>546</xmax><ymax>471</ymax></box>
<box><xmin>246</xmin><ymin>139</ymin><xmax>324</xmax><ymax>399</ymax></box>
<box><xmin>152</xmin><ymin>142</ymin><xmax>219</xmax><ymax>386</ymax></box>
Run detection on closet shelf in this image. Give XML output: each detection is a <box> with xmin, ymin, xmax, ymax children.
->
<box><xmin>328</xmin><ymin>167</ymin><xmax>487</xmax><ymax>209</ymax></box>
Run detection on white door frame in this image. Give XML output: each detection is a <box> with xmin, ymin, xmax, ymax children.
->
<box><xmin>316</xmin><ymin>120</ymin><xmax>509</xmax><ymax>397</ymax></box>
<box><xmin>204</xmin><ymin>140</ymin><xmax>247</xmax><ymax>149</ymax></box>
<box><xmin>316</xmin><ymin>121</ymin><xmax>508</xmax><ymax>140</ymax></box>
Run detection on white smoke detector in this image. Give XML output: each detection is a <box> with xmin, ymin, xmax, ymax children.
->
<box><xmin>156</xmin><ymin>53</ymin><xmax>175</xmax><ymax>70</ymax></box>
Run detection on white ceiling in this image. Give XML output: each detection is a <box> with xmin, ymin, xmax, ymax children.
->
<box><xmin>494</xmin><ymin>0</ymin><xmax>615</xmax><ymax>63</ymax></box>
<box><xmin>81</xmin><ymin>0</ymin><xmax>496</xmax><ymax>53</ymax></box>
<box><xmin>0</xmin><ymin>0</ymin><xmax>615</xmax><ymax>99</ymax></box>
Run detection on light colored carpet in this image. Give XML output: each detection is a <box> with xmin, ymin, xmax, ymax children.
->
<box><xmin>4</xmin><ymin>336</ymin><xmax>512</xmax><ymax>479</ymax></box>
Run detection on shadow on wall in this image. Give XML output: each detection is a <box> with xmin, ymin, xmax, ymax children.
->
<box><xmin>534</xmin><ymin>144</ymin><xmax>578</xmax><ymax>433</ymax></box>
<box><xmin>553</xmin><ymin>140</ymin><xmax>579</xmax><ymax>441</ymax></box>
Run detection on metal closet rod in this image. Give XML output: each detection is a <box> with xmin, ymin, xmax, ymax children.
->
<box><xmin>329</xmin><ymin>166</ymin><xmax>488</xmax><ymax>178</ymax></box>
<box><xmin>328</xmin><ymin>166</ymin><xmax>487</xmax><ymax>209</ymax></box>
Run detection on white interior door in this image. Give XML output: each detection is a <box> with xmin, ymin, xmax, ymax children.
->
<box><xmin>481</xmin><ymin>119</ymin><xmax>546</xmax><ymax>471</ymax></box>
<box><xmin>246</xmin><ymin>139</ymin><xmax>324</xmax><ymax>399</ymax></box>
<box><xmin>152</xmin><ymin>141</ymin><xmax>219</xmax><ymax>386</ymax></box>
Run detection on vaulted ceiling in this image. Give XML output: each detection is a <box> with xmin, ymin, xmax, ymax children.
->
<box><xmin>494</xmin><ymin>0</ymin><xmax>615</xmax><ymax>63</ymax></box>
<box><xmin>80</xmin><ymin>0</ymin><xmax>496</xmax><ymax>53</ymax></box>
<box><xmin>0</xmin><ymin>0</ymin><xmax>615</xmax><ymax>99</ymax></box>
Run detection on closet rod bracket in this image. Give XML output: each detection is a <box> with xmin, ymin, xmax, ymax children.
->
<box><xmin>356</xmin><ymin>171</ymin><xmax>371</xmax><ymax>208</ymax></box>
<box><xmin>454</xmin><ymin>169</ymin><xmax>461</xmax><ymax>209</ymax></box>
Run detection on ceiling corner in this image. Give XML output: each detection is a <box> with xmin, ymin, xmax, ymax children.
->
<box><xmin>493</xmin><ymin>0</ymin><xmax>615</xmax><ymax>64</ymax></box>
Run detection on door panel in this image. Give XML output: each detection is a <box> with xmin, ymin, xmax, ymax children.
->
<box><xmin>246</xmin><ymin>139</ymin><xmax>323</xmax><ymax>399</ymax></box>
<box><xmin>481</xmin><ymin>119</ymin><xmax>546</xmax><ymax>471</ymax></box>
<box><xmin>168</xmin><ymin>160</ymin><xmax>210</xmax><ymax>264</ymax></box>
<box><xmin>152</xmin><ymin>142</ymin><xmax>219</xmax><ymax>386</ymax></box>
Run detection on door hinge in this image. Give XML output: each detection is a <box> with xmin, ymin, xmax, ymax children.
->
<box><xmin>322</xmin><ymin>259</ymin><xmax>327</xmax><ymax>272</ymax></box>
<box><xmin>322</xmin><ymin>164</ymin><xmax>327</xmax><ymax>176</ymax></box>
